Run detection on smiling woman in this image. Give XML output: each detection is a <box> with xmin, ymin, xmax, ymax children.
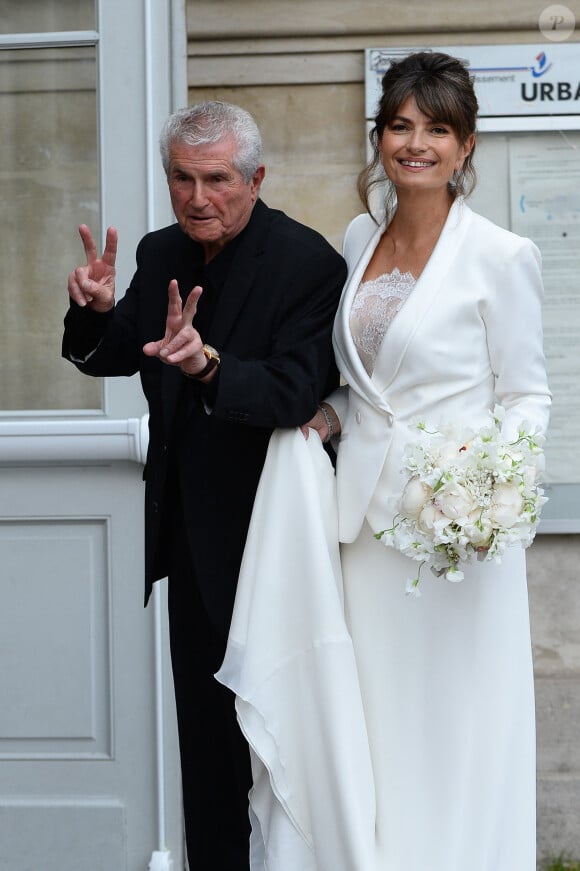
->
<box><xmin>299</xmin><ymin>50</ymin><xmax>551</xmax><ymax>871</ymax></box>
<box><xmin>378</xmin><ymin>95</ymin><xmax>474</xmax><ymax>195</ymax></box>
<box><xmin>363</xmin><ymin>92</ymin><xmax>475</xmax><ymax>279</ymax></box>
<box><xmin>357</xmin><ymin>54</ymin><xmax>477</xmax><ymax>282</ymax></box>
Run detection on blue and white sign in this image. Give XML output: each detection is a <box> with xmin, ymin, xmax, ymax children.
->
<box><xmin>366</xmin><ymin>44</ymin><xmax>580</xmax><ymax>131</ymax></box>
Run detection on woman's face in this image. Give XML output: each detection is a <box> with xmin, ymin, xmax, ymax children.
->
<box><xmin>379</xmin><ymin>95</ymin><xmax>474</xmax><ymax>194</ymax></box>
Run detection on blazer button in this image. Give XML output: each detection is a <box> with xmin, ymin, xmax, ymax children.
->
<box><xmin>355</xmin><ymin>411</ymin><xmax>362</xmax><ymax>424</ymax></box>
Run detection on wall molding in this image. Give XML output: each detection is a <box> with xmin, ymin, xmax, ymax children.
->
<box><xmin>0</xmin><ymin>416</ymin><xmax>149</xmax><ymax>465</ymax></box>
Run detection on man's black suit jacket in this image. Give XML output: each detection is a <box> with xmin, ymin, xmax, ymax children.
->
<box><xmin>63</xmin><ymin>200</ymin><xmax>347</xmax><ymax>634</ymax></box>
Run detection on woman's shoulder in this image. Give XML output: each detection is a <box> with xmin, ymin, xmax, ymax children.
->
<box><xmin>461</xmin><ymin>201</ymin><xmax>538</xmax><ymax>258</ymax></box>
<box><xmin>343</xmin><ymin>212</ymin><xmax>381</xmax><ymax>257</ymax></box>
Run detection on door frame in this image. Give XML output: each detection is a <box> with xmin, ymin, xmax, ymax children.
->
<box><xmin>0</xmin><ymin>1</ymin><xmax>188</xmax><ymax>867</ymax></box>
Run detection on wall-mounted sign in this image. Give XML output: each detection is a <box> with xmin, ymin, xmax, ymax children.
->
<box><xmin>366</xmin><ymin>44</ymin><xmax>580</xmax><ymax>131</ymax></box>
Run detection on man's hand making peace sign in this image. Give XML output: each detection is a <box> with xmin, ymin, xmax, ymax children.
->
<box><xmin>68</xmin><ymin>225</ymin><xmax>214</xmax><ymax>381</ymax></box>
<box><xmin>67</xmin><ymin>224</ymin><xmax>118</xmax><ymax>312</ymax></box>
<box><xmin>143</xmin><ymin>280</ymin><xmax>211</xmax><ymax>380</ymax></box>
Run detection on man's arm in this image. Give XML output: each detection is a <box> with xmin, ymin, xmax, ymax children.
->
<box><xmin>62</xmin><ymin>226</ymin><xmax>144</xmax><ymax>377</ymax></box>
<box><xmin>209</xmin><ymin>240</ymin><xmax>346</xmax><ymax>429</ymax></box>
<box><xmin>62</xmin><ymin>224</ymin><xmax>120</xmax><ymax>366</ymax></box>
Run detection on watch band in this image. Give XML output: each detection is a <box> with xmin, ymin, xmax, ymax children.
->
<box><xmin>182</xmin><ymin>344</ymin><xmax>220</xmax><ymax>380</ymax></box>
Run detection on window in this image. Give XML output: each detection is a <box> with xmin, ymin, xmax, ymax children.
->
<box><xmin>0</xmin><ymin>2</ymin><xmax>100</xmax><ymax>411</ymax></box>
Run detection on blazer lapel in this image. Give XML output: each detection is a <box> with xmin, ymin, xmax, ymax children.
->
<box><xmin>371</xmin><ymin>198</ymin><xmax>473</xmax><ymax>394</ymax></box>
<box><xmin>158</xmin><ymin>233</ymin><xmax>205</xmax><ymax>440</ymax></box>
<box><xmin>333</xmin><ymin>220</ymin><xmax>389</xmax><ymax>411</ymax></box>
<box><xmin>206</xmin><ymin>199</ymin><xmax>270</xmax><ymax>349</ymax></box>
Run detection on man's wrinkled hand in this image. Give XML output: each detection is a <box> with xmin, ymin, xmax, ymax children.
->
<box><xmin>67</xmin><ymin>224</ymin><xmax>118</xmax><ymax>312</ymax></box>
<box><xmin>143</xmin><ymin>281</ymin><xmax>209</xmax><ymax>377</ymax></box>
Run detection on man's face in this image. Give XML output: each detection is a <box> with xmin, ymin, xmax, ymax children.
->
<box><xmin>167</xmin><ymin>137</ymin><xmax>265</xmax><ymax>260</ymax></box>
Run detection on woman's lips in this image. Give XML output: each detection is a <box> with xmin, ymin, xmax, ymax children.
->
<box><xmin>399</xmin><ymin>159</ymin><xmax>435</xmax><ymax>167</ymax></box>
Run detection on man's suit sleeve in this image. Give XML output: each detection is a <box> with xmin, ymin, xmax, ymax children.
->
<box><xmin>61</xmin><ymin>240</ymin><xmax>144</xmax><ymax>377</ymax></box>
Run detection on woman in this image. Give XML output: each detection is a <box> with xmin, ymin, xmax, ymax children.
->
<box><xmin>305</xmin><ymin>51</ymin><xmax>551</xmax><ymax>870</ymax></box>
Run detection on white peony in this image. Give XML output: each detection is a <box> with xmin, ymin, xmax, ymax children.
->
<box><xmin>464</xmin><ymin>510</ymin><xmax>493</xmax><ymax>547</ymax></box>
<box><xmin>418</xmin><ymin>503</ymin><xmax>447</xmax><ymax>533</ymax></box>
<box><xmin>490</xmin><ymin>483</ymin><xmax>524</xmax><ymax>528</ymax></box>
<box><xmin>434</xmin><ymin>483</ymin><xmax>475</xmax><ymax>521</ymax></box>
<box><xmin>400</xmin><ymin>476</ymin><xmax>432</xmax><ymax>519</ymax></box>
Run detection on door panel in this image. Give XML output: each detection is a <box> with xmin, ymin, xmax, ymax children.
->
<box><xmin>0</xmin><ymin>518</ymin><xmax>110</xmax><ymax>754</ymax></box>
<box><xmin>0</xmin><ymin>464</ymin><xmax>157</xmax><ymax>869</ymax></box>
<box><xmin>0</xmin><ymin>1</ymin><xmax>187</xmax><ymax>868</ymax></box>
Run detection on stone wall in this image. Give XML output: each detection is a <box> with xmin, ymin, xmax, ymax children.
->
<box><xmin>531</xmin><ymin>534</ymin><xmax>580</xmax><ymax>861</ymax></box>
<box><xmin>186</xmin><ymin>0</ymin><xmax>580</xmax><ymax>862</ymax></box>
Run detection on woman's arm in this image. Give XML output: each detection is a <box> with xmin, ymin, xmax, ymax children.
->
<box><xmin>485</xmin><ymin>237</ymin><xmax>551</xmax><ymax>439</ymax></box>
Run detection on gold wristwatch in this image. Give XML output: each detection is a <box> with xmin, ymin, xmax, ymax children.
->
<box><xmin>183</xmin><ymin>344</ymin><xmax>220</xmax><ymax>380</ymax></box>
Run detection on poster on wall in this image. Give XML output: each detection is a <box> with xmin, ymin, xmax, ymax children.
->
<box><xmin>509</xmin><ymin>134</ymin><xmax>580</xmax><ymax>485</ymax></box>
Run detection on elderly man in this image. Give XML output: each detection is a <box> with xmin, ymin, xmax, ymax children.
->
<box><xmin>62</xmin><ymin>101</ymin><xmax>346</xmax><ymax>870</ymax></box>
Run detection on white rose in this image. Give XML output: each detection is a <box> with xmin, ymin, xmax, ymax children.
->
<box><xmin>401</xmin><ymin>477</ymin><xmax>432</xmax><ymax>519</ymax></box>
<box><xmin>434</xmin><ymin>483</ymin><xmax>475</xmax><ymax>521</ymax></box>
<box><xmin>490</xmin><ymin>483</ymin><xmax>524</xmax><ymax>528</ymax></box>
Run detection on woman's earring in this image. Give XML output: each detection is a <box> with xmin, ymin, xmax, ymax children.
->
<box><xmin>451</xmin><ymin>168</ymin><xmax>463</xmax><ymax>193</ymax></box>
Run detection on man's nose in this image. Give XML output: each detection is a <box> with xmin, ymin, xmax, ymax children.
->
<box><xmin>189</xmin><ymin>183</ymin><xmax>209</xmax><ymax>208</ymax></box>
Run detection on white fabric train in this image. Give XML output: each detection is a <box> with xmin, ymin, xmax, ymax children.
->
<box><xmin>216</xmin><ymin>427</ymin><xmax>376</xmax><ymax>871</ymax></box>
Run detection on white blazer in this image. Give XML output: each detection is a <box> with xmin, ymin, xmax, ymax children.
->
<box><xmin>327</xmin><ymin>197</ymin><xmax>552</xmax><ymax>543</ymax></box>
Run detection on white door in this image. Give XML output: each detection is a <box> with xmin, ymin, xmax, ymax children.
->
<box><xmin>0</xmin><ymin>1</ymin><xmax>186</xmax><ymax>868</ymax></box>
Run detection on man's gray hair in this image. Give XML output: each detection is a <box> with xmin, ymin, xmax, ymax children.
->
<box><xmin>159</xmin><ymin>101</ymin><xmax>263</xmax><ymax>182</ymax></box>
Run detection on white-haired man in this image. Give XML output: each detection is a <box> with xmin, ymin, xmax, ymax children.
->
<box><xmin>63</xmin><ymin>101</ymin><xmax>346</xmax><ymax>870</ymax></box>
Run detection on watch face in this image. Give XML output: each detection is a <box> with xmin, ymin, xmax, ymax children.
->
<box><xmin>203</xmin><ymin>344</ymin><xmax>219</xmax><ymax>362</ymax></box>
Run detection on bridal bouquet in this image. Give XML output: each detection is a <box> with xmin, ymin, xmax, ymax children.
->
<box><xmin>375</xmin><ymin>406</ymin><xmax>548</xmax><ymax>596</ymax></box>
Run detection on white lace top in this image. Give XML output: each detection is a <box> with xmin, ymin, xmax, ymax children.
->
<box><xmin>350</xmin><ymin>268</ymin><xmax>416</xmax><ymax>375</ymax></box>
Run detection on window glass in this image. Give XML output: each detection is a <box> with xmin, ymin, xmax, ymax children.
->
<box><xmin>0</xmin><ymin>0</ymin><xmax>95</xmax><ymax>34</ymax></box>
<box><xmin>0</xmin><ymin>45</ymin><xmax>101</xmax><ymax>410</ymax></box>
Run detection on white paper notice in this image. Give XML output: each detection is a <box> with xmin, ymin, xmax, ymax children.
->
<box><xmin>509</xmin><ymin>133</ymin><xmax>580</xmax><ymax>483</ymax></box>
